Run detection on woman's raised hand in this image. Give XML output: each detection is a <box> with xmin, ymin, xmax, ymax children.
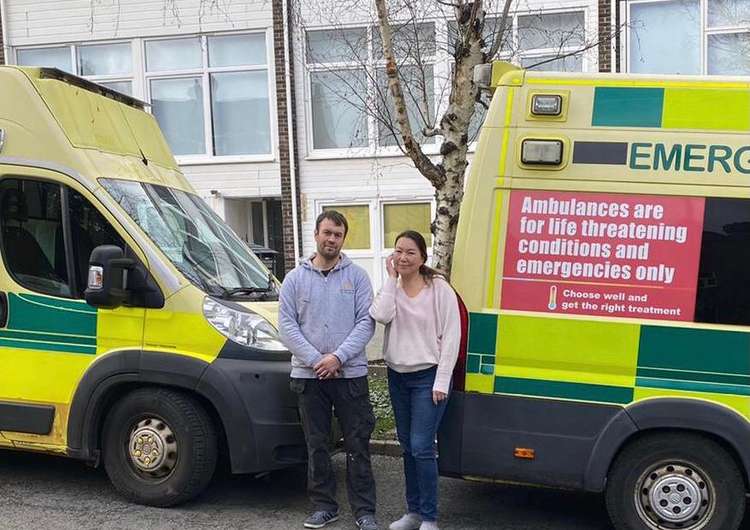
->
<box><xmin>386</xmin><ymin>253</ymin><xmax>398</xmax><ymax>279</ymax></box>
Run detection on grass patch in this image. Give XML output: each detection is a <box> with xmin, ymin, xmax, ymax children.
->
<box><xmin>369</xmin><ymin>368</ymin><xmax>396</xmax><ymax>440</ymax></box>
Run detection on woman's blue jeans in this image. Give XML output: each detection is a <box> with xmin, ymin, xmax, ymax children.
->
<box><xmin>387</xmin><ymin>366</ymin><xmax>449</xmax><ymax>522</ymax></box>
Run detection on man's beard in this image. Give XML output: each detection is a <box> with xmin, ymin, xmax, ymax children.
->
<box><xmin>318</xmin><ymin>244</ymin><xmax>339</xmax><ymax>258</ymax></box>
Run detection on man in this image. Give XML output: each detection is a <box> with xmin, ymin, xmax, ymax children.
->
<box><xmin>279</xmin><ymin>210</ymin><xmax>378</xmax><ymax>530</ymax></box>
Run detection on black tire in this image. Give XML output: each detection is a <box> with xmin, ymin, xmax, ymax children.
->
<box><xmin>102</xmin><ymin>387</ymin><xmax>217</xmax><ymax>507</ymax></box>
<box><xmin>606</xmin><ymin>432</ymin><xmax>745</xmax><ymax>530</ymax></box>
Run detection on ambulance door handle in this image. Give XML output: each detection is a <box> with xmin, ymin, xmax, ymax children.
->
<box><xmin>0</xmin><ymin>292</ymin><xmax>6</xmax><ymax>328</ymax></box>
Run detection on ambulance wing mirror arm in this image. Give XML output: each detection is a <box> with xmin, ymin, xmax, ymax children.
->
<box><xmin>85</xmin><ymin>245</ymin><xmax>135</xmax><ymax>309</ymax></box>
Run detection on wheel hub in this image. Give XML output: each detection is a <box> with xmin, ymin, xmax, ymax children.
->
<box><xmin>127</xmin><ymin>418</ymin><xmax>178</xmax><ymax>477</ymax></box>
<box><xmin>637</xmin><ymin>462</ymin><xmax>713</xmax><ymax>529</ymax></box>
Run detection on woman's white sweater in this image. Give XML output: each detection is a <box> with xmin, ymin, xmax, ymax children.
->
<box><xmin>369</xmin><ymin>276</ymin><xmax>461</xmax><ymax>394</ymax></box>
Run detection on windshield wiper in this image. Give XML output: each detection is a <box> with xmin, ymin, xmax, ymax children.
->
<box><xmin>224</xmin><ymin>286</ymin><xmax>272</xmax><ymax>296</ymax></box>
<box><xmin>223</xmin><ymin>274</ymin><xmax>278</xmax><ymax>299</ymax></box>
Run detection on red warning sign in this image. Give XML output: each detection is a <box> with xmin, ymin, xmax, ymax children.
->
<box><xmin>500</xmin><ymin>190</ymin><xmax>705</xmax><ymax>321</ymax></box>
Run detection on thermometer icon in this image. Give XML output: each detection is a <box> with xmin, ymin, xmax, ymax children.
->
<box><xmin>548</xmin><ymin>285</ymin><xmax>558</xmax><ymax>310</ymax></box>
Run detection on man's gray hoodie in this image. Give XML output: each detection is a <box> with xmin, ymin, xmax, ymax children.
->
<box><xmin>279</xmin><ymin>254</ymin><xmax>375</xmax><ymax>379</ymax></box>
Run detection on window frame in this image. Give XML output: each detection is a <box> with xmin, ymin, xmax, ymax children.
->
<box><xmin>513</xmin><ymin>10</ymin><xmax>589</xmax><ymax>68</ymax></box>
<box><xmin>624</xmin><ymin>0</ymin><xmax>750</xmax><ymax>75</ymax></box>
<box><xmin>143</xmin><ymin>30</ymin><xmax>278</xmax><ymax>165</ymax></box>
<box><xmin>77</xmin><ymin>41</ymin><xmax>135</xmax><ymax>89</ymax></box>
<box><xmin>14</xmin><ymin>41</ymin><xmax>135</xmax><ymax>95</ymax></box>
<box><xmin>305</xmin><ymin>23</ymin><xmax>443</xmax><ymax>160</ymax></box>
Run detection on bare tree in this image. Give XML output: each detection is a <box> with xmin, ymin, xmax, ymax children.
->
<box><xmin>296</xmin><ymin>0</ymin><xmax>621</xmax><ymax>275</ymax></box>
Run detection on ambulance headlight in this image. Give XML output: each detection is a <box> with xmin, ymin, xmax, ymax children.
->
<box><xmin>203</xmin><ymin>297</ymin><xmax>287</xmax><ymax>351</ymax></box>
<box><xmin>531</xmin><ymin>94</ymin><xmax>562</xmax><ymax>116</ymax></box>
<box><xmin>521</xmin><ymin>139</ymin><xmax>564</xmax><ymax>165</ymax></box>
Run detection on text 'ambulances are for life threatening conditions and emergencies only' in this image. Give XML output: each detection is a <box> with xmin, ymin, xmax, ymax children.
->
<box><xmin>501</xmin><ymin>191</ymin><xmax>706</xmax><ymax>321</ymax></box>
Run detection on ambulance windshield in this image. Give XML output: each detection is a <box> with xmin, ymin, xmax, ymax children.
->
<box><xmin>101</xmin><ymin>178</ymin><xmax>277</xmax><ymax>300</ymax></box>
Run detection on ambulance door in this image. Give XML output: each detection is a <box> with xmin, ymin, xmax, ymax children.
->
<box><xmin>0</xmin><ymin>168</ymin><xmax>145</xmax><ymax>449</ymax></box>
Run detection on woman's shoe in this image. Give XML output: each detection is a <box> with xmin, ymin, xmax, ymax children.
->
<box><xmin>388</xmin><ymin>513</ymin><xmax>422</xmax><ymax>530</ymax></box>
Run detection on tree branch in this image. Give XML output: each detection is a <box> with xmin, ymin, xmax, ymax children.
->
<box><xmin>488</xmin><ymin>0</ymin><xmax>513</xmax><ymax>59</ymax></box>
<box><xmin>523</xmin><ymin>22</ymin><xmax>627</xmax><ymax>70</ymax></box>
<box><xmin>374</xmin><ymin>0</ymin><xmax>445</xmax><ymax>188</ymax></box>
<box><xmin>423</xmin><ymin>126</ymin><xmax>444</xmax><ymax>137</ymax></box>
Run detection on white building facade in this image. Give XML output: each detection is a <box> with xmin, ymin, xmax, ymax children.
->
<box><xmin>294</xmin><ymin>0</ymin><xmax>600</xmax><ymax>288</ymax></box>
<box><xmin>0</xmin><ymin>0</ymin><xmax>604</xmax><ymax>289</ymax></box>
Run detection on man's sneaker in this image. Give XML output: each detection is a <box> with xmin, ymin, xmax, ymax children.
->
<box><xmin>304</xmin><ymin>510</ymin><xmax>339</xmax><ymax>529</ymax></box>
<box><xmin>356</xmin><ymin>514</ymin><xmax>379</xmax><ymax>530</ymax></box>
<box><xmin>389</xmin><ymin>513</ymin><xmax>422</xmax><ymax>530</ymax></box>
<box><xmin>418</xmin><ymin>522</ymin><xmax>439</xmax><ymax>530</ymax></box>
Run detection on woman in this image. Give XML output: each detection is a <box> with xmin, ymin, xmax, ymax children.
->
<box><xmin>369</xmin><ymin>230</ymin><xmax>461</xmax><ymax>530</ymax></box>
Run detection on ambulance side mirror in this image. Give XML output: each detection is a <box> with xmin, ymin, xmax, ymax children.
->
<box><xmin>85</xmin><ymin>245</ymin><xmax>135</xmax><ymax>309</ymax></box>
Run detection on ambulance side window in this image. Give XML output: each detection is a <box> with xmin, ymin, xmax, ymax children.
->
<box><xmin>0</xmin><ymin>178</ymin><xmax>72</xmax><ymax>297</ymax></box>
<box><xmin>68</xmin><ymin>189</ymin><xmax>125</xmax><ymax>298</ymax></box>
<box><xmin>695</xmin><ymin>198</ymin><xmax>750</xmax><ymax>326</ymax></box>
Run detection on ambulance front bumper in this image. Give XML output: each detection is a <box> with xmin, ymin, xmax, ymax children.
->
<box><xmin>198</xmin><ymin>350</ymin><xmax>307</xmax><ymax>474</ymax></box>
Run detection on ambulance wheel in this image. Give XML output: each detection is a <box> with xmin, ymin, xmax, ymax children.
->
<box><xmin>605</xmin><ymin>433</ymin><xmax>745</xmax><ymax>530</ymax></box>
<box><xmin>102</xmin><ymin>387</ymin><xmax>217</xmax><ymax>507</ymax></box>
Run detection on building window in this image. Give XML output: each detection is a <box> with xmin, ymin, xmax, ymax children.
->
<box><xmin>78</xmin><ymin>42</ymin><xmax>133</xmax><ymax>95</ymax></box>
<box><xmin>377</xmin><ymin>64</ymin><xmax>435</xmax><ymax>146</ymax></box>
<box><xmin>16</xmin><ymin>43</ymin><xmax>134</xmax><ymax>95</ymax></box>
<box><xmin>145</xmin><ymin>34</ymin><xmax>272</xmax><ymax>158</ymax></box>
<box><xmin>16</xmin><ymin>47</ymin><xmax>73</xmax><ymax>73</ymax></box>
<box><xmin>515</xmin><ymin>12</ymin><xmax>586</xmax><ymax>71</ymax></box>
<box><xmin>383</xmin><ymin>202</ymin><xmax>432</xmax><ymax>248</ymax></box>
<box><xmin>78</xmin><ymin>43</ymin><xmax>131</xmax><ymax>76</ymax></box>
<box><xmin>322</xmin><ymin>205</ymin><xmax>371</xmax><ymax>250</ymax></box>
<box><xmin>310</xmin><ymin>69</ymin><xmax>369</xmax><ymax>149</ymax></box>
<box><xmin>628</xmin><ymin>0</ymin><xmax>750</xmax><ymax>75</ymax></box>
<box><xmin>150</xmin><ymin>77</ymin><xmax>206</xmax><ymax>156</ymax></box>
<box><xmin>629</xmin><ymin>0</ymin><xmax>700</xmax><ymax>74</ymax></box>
<box><xmin>306</xmin><ymin>23</ymin><xmax>436</xmax><ymax>152</ymax></box>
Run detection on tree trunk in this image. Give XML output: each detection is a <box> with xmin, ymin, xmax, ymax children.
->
<box><xmin>430</xmin><ymin>2</ymin><xmax>486</xmax><ymax>276</ymax></box>
<box><xmin>432</xmin><ymin>175</ymin><xmax>465</xmax><ymax>277</ymax></box>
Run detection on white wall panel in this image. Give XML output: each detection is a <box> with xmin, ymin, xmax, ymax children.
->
<box><xmin>5</xmin><ymin>0</ymin><xmax>273</xmax><ymax>46</ymax></box>
<box><xmin>182</xmin><ymin>162</ymin><xmax>281</xmax><ymax>199</ymax></box>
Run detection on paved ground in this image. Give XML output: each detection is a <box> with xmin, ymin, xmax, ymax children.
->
<box><xmin>0</xmin><ymin>449</ymin><xmax>622</xmax><ymax>530</ymax></box>
<box><xmin>3</xmin><ymin>449</ymin><xmax>749</xmax><ymax>530</ymax></box>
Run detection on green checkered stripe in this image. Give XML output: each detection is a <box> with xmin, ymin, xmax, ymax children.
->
<box><xmin>466</xmin><ymin>312</ymin><xmax>499</xmax><ymax>376</ymax></box>
<box><xmin>0</xmin><ymin>293</ymin><xmax>97</xmax><ymax>355</ymax></box>
<box><xmin>465</xmin><ymin>312</ymin><xmax>750</xmax><ymax>409</ymax></box>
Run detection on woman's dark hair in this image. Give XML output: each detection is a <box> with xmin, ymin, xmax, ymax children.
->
<box><xmin>394</xmin><ymin>230</ymin><xmax>444</xmax><ymax>282</ymax></box>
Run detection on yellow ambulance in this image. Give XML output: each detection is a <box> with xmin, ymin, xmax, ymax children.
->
<box><xmin>0</xmin><ymin>66</ymin><xmax>305</xmax><ymax>506</ymax></box>
<box><xmin>441</xmin><ymin>62</ymin><xmax>750</xmax><ymax>530</ymax></box>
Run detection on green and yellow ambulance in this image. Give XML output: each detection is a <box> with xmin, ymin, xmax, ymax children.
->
<box><xmin>0</xmin><ymin>66</ymin><xmax>305</xmax><ymax>506</ymax></box>
<box><xmin>441</xmin><ymin>62</ymin><xmax>750</xmax><ymax>530</ymax></box>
